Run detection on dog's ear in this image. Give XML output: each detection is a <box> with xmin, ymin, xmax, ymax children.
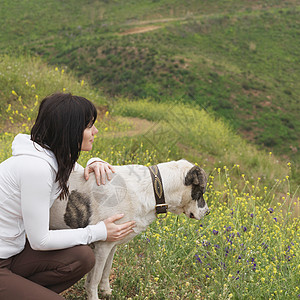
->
<box><xmin>185</xmin><ymin>165</ymin><xmax>207</xmax><ymax>192</ymax></box>
<box><xmin>185</xmin><ymin>166</ymin><xmax>208</xmax><ymax>207</ymax></box>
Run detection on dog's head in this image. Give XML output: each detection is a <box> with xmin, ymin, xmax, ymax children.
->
<box><xmin>182</xmin><ymin>165</ymin><xmax>209</xmax><ymax>220</ymax></box>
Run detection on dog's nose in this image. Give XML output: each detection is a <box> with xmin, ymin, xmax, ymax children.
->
<box><xmin>190</xmin><ymin>212</ymin><xmax>195</xmax><ymax>219</ymax></box>
<box><xmin>205</xmin><ymin>210</ymin><xmax>210</xmax><ymax>216</ymax></box>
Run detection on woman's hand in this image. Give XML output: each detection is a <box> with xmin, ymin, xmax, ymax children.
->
<box><xmin>103</xmin><ymin>214</ymin><xmax>136</xmax><ymax>242</ymax></box>
<box><xmin>84</xmin><ymin>161</ymin><xmax>115</xmax><ymax>186</ymax></box>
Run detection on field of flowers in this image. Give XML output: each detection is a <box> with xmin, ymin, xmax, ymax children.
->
<box><xmin>0</xmin><ymin>56</ymin><xmax>299</xmax><ymax>299</ymax></box>
<box><xmin>62</xmin><ymin>162</ymin><xmax>299</xmax><ymax>299</ymax></box>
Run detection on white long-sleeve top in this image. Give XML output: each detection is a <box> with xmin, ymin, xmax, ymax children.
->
<box><xmin>0</xmin><ymin>134</ymin><xmax>107</xmax><ymax>259</ymax></box>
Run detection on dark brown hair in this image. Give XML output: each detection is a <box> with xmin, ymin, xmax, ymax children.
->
<box><xmin>31</xmin><ymin>93</ymin><xmax>97</xmax><ymax>199</ymax></box>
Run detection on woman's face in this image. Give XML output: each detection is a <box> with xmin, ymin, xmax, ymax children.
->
<box><xmin>81</xmin><ymin>124</ymin><xmax>98</xmax><ymax>151</ymax></box>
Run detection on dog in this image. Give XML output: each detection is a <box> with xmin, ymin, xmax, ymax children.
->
<box><xmin>50</xmin><ymin>159</ymin><xmax>209</xmax><ymax>300</ymax></box>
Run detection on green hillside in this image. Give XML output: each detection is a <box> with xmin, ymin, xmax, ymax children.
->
<box><xmin>1</xmin><ymin>2</ymin><xmax>299</xmax><ymax>296</ymax></box>
<box><xmin>0</xmin><ymin>54</ymin><xmax>299</xmax><ymax>300</ymax></box>
<box><xmin>0</xmin><ymin>54</ymin><xmax>293</xmax><ymax>186</ymax></box>
<box><xmin>0</xmin><ymin>0</ymin><xmax>299</xmax><ymax>163</ymax></box>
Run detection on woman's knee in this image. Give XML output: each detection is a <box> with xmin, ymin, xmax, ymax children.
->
<box><xmin>72</xmin><ymin>245</ymin><xmax>95</xmax><ymax>273</ymax></box>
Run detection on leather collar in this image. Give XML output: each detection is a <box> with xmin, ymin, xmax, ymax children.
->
<box><xmin>148</xmin><ymin>165</ymin><xmax>168</xmax><ymax>218</ymax></box>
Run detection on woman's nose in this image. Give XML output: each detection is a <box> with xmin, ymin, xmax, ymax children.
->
<box><xmin>93</xmin><ymin>125</ymin><xmax>98</xmax><ymax>134</ymax></box>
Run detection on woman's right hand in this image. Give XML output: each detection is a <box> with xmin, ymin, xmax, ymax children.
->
<box><xmin>103</xmin><ymin>214</ymin><xmax>136</xmax><ymax>242</ymax></box>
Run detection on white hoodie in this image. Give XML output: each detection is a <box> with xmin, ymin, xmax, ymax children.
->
<box><xmin>0</xmin><ymin>134</ymin><xmax>107</xmax><ymax>259</ymax></box>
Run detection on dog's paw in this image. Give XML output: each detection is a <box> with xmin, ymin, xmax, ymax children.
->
<box><xmin>99</xmin><ymin>288</ymin><xmax>112</xmax><ymax>300</ymax></box>
<box><xmin>87</xmin><ymin>296</ymin><xmax>100</xmax><ymax>300</ymax></box>
<box><xmin>100</xmin><ymin>288</ymin><xmax>112</xmax><ymax>296</ymax></box>
<box><xmin>86</xmin><ymin>289</ymin><xmax>101</xmax><ymax>300</ymax></box>
<box><xmin>99</xmin><ymin>281</ymin><xmax>112</xmax><ymax>294</ymax></box>
<box><xmin>100</xmin><ymin>295</ymin><xmax>111</xmax><ymax>300</ymax></box>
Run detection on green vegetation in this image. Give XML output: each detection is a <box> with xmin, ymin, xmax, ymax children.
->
<box><xmin>0</xmin><ymin>54</ymin><xmax>299</xmax><ymax>300</ymax></box>
<box><xmin>1</xmin><ymin>55</ymin><xmax>296</xmax><ymax>188</ymax></box>
<box><xmin>64</xmin><ymin>173</ymin><xmax>299</xmax><ymax>299</ymax></box>
<box><xmin>0</xmin><ymin>1</ymin><xmax>299</xmax><ymax>298</ymax></box>
<box><xmin>0</xmin><ymin>0</ymin><xmax>299</xmax><ymax>162</ymax></box>
<box><xmin>0</xmin><ymin>55</ymin><xmax>105</xmax><ymax>129</ymax></box>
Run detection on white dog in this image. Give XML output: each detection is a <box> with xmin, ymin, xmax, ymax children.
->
<box><xmin>50</xmin><ymin>159</ymin><xmax>209</xmax><ymax>300</ymax></box>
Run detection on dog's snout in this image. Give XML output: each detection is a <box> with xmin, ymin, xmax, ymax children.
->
<box><xmin>190</xmin><ymin>212</ymin><xmax>195</xmax><ymax>219</ymax></box>
<box><xmin>205</xmin><ymin>210</ymin><xmax>210</xmax><ymax>216</ymax></box>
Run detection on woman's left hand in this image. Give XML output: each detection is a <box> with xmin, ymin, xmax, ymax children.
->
<box><xmin>84</xmin><ymin>161</ymin><xmax>115</xmax><ymax>186</ymax></box>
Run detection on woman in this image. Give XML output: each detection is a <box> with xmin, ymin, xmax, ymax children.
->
<box><xmin>0</xmin><ymin>93</ymin><xmax>136</xmax><ymax>299</ymax></box>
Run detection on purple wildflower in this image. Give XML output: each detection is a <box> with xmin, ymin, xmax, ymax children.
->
<box><xmin>195</xmin><ymin>254</ymin><xmax>202</xmax><ymax>263</ymax></box>
<box><xmin>268</xmin><ymin>207</ymin><xmax>274</xmax><ymax>213</ymax></box>
<box><xmin>213</xmin><ymin>230</ymin><xmax>219</xmax><ymax>235</ymax></box>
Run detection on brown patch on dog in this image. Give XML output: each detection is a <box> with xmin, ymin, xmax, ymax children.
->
<box><xmin>184</xmin><ymin>166</ymin><xmax>207</xmax><ymax>208</ymax></box>
<box><xmin>64</xmin><ymin>190</ymin><xmax>91</xmax><ymax>228</ymax></box>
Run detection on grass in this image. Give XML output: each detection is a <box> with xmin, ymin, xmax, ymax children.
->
<box><xmin>0</xmin><ymin>55</ymin><xmax>299</xmax><ymax>299</ymax></box>
<box><xmin>0</xmin><ymin>1</ymin><xmax>299</xmax><ymax>163</ymax></box>
<box><xmin>111</xmin><ymin>99</ymin><xmax>299</xmax><ymax>189</ymax></box>
<box><xmin>0</xmin><ymin>55</ymin><xmax>106</xmax><ymax>131</ymax></box>
<box><xmin>62</xmin><ymin>167</ymin><xmax>299</xmax><ymax>299</ymax></box>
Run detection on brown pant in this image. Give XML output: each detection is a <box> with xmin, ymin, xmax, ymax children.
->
<box><xmin>0</xmin><ymin>240</ymin><xmax>95</xmax><ymax>299</ymax></box>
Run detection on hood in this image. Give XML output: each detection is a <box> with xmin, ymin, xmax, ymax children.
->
<box><xmin>12</xmin><ymin>134</ymin><xmax>58</xmax><ymax>172</ymax></box>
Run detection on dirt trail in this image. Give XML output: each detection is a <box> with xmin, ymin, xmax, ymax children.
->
<box><xmin>101</xmin><ymin>116</ymin><xmax>156</xmax><ymax>138</ymax></box>
<box><xmin>117</xmin><ymin>16</ymin><xmax>188</xmax><ymax>35</ymax></box>
<box><xmin>127</xmin><ymin>16</ymin><xmax>188</xmax><ymax>26</ymax></box>
<box><xmin>118</xmin><ymin>25</ymin><xmax>161</xmax><ymax>36</ymax></box>
<box><xmin>117</xmin><ymin>5</ymin><xmax>290</xmax><ymax>36</ymax></box>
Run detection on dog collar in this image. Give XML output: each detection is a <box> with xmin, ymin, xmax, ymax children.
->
<box><xmin>148</xmin><ymin>165</ymin><xmax>168</xmax><ymax>219</ymax></box>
